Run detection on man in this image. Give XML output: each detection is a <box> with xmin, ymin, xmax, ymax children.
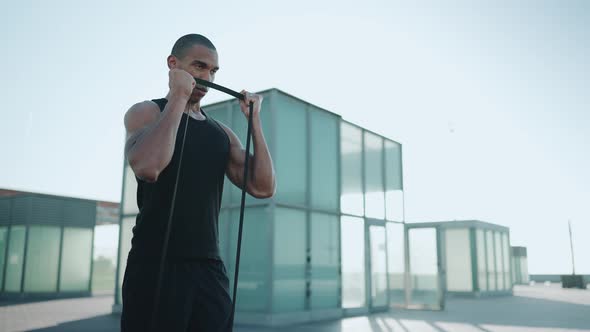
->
<box><xmin>121</xmin><ymin>34</ymin><xmax>275</xmax><ymax>331</ymax></box>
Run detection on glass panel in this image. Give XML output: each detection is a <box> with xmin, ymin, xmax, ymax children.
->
<box><xmin>476</xmin><ymin>229</ymin><xmax>487</xmax><ymax>291</ymax></box>
<box><xmin>444</xmin><ymin>229</ymin><xmax>472</xmax><ymax>291</ymax></box>
<box><xmin>60</xmin><ymin>227</ymin><xmax>93</xmax><ymax>292</ymax></box>
<box><xmin>520</xmin><ymin>257</ymin><xmax>529</xmax><ymax>283</ymax></box>
<box><xmin>122</xmin><ymin>164</ymin><xmax>139</xmax><ymax>215</ymax></box>
<box><xmin>310</xmin><ymin>109</ymin><xmax>339</xmax><ymax>211</ymax></box>
<box><xmin>495</xmin><ymin>232</ymin><xmax>504</xmax><ymax>290</ymax></box>
<box><xmin>273</xmin><ymin>208</ymin><xmax>306</xmax><ymax>313</ymax></box>
<box><xmin>486</xmin><ymin>231</ymin><xmax>496</xmax><ymax>291</ymax></box>
<box><xmin>341</xmin><ymin>216</ymin><xmax>365</xmax><ymax>308</ymax></box>
<box><xmin>310</xmin><ymin>212</ymin><xmax>340</xmax><ymax>310</ymax></box>
<box><xmin>386</xmin><ymin>222</ymin><xmax>404</xmax><ymax>304</ymax></box>
<box><xmin>385</xmin><ymin>190</ymin><xmax>403</xmax><ymax>222</ymax></box>
<box><xmin>341</xmin><ymin>123</ymin><xmax>363</xmax><ymax>216</ymax></box>
<box><xmin>118</xmin><ymin>216</ymin><xmax>135</xmax><ymax>303</ymax></box>
<box><xmin>4</xmin><ymin>226</ymin><xmax>25</xmax><ymax>292</ymax></box>
<box><xmin>0</xmin><ymin>227</ymin><xmax>6</xmax><ymax>290</ymax></box>
<box><xmin>364</xmin><ymin>132</ymin><xmax>385</xmax><ymax>219</ymax></box>
<box><xmin>369</xmin><ymin>225</ymin><xmax>387</xmax><ymax>307</ymax></box>
<box><xmin>384</xmin><ymin>140</ymin><xmax>403</xmax><ymax>190</ymax></box>
<box><xmin>268</xmin><ymin>94</ymin><xmax>306</xmax><ymax>205</ymax></box>
<box><xmin>503</xmin><ymin>233</ymin><xmax>511</xmax><ymax>289</ymax></box>
<box><xmin>92</xmin><ymin>224</ymin><xmax>119</xmax><ymax>294</ymax></box>
<box><xmin>229</xmin><ymin>97</ymin><xmax>273</xmax><ymax>205</ymax></box>
<box><xmin>227</xmin><ymin>207</ymin><xmax>270</xmax><ymax>312</ymax></box>
<box><xmin>24</xmin><ymin>226</ymin><xmax>61</xmax><ymax>292</ymax></box>
<box><xmin>408</xmin><ymin>227</ymin><xmax>440</xmax><ymax>308</ymax></box>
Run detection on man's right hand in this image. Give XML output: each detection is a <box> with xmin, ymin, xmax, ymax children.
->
<box><xmin>168</xmin><ymin>69</ymin><xmax>196</xmax><ymax>99</ymax></box>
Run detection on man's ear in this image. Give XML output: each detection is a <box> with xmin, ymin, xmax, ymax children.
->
<box><xmin>167</xmin><ymin>55</ymin><xmax>177</xmax><ymax>69</ymax></box>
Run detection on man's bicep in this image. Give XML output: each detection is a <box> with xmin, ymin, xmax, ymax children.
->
<box><xmin>124</xmin><ymin>101</ymin><xmax>159</xmax><ymax>156</ymax></box>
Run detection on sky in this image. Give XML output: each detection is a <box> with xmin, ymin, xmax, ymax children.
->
<box><xmin>0</xmin><ymin>0</ymin><xmax>588</xmax><ymax>274</ymax></box>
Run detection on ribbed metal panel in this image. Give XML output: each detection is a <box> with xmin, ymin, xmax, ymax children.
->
<box><xmin>62</xmin><ymin>199</ymin><xmax>96</xmax><ymax>227</ymax></box>
<box><xmin>11</xmin><ymin>196</ymin><xmax>32</xmax><ymax>224</ymax></box>
<box><xmin>0</xmin><ymin>198</ymin><xmax>11</xmax><ymax>225</ymax></box>
<box><xmin>2</xmin><ymin>195</ymin><xmax>96</xmax><ymax>228</ymax></box>
<box><xmin>30</xmin><ymin>196</ymin><xmax>63</xmax><ymax>225</ymax></box>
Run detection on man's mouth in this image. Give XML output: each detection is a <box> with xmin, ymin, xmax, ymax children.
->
<box><xmin>195</xmin><ymin>85</ymin><xmax>208</xmax><ymax>93</ymax></box>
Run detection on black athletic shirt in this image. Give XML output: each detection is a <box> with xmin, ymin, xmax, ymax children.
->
<box><xmin>127</xmin><ymin>98</ymin><xmax>230</xmax><ymax>263</ymax></box>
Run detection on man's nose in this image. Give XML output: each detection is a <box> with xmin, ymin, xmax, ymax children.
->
<box><xmin>197</xmin><ymin>71</ymin><xmax>211</xmax><ymax>82</ymax></box>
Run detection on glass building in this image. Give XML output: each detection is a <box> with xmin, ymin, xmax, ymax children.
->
<box><xmin>0</xmin><ymin>190</ymin><xmax>96</xmax><ymax>300</ymax></box>
<box><xmin>113</xmin><ymin>89</ymin><xmax>407</xmax><ymax>325</ymax></box>
<box><xmin>405</xmin><ymin>220</ymin><xmax>513</xmax><ymax>302</ymax></box>
<box><xmin>511</xmin><ymin>246</ymin><xmax>529</xmax><ymax>285</ymax></box>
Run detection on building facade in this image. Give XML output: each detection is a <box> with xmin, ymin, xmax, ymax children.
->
<box><xmin>113</xmin><ymin>89</ymin><xmax>407</xmax><ymax>325</ymax></box>
<box><xmin>0</xmin><ymin>189</ymin><xmax>113</xmax><ymax>300</ymax></box>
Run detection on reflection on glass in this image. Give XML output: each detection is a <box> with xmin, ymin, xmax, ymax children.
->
<box><xmin>341</xmin><ymin>123</ymin><xmax>363</xmax><ymax>216</ymax></box>
<box><xmin>502</xmin><ymin>233</ymin><xmax>511</xmax><ymax>289</ymax></box>
<box><xmin>117</xmin><ymin>217</ymin><xmax>135</xmax><ymax>304</ymax></box>
<box><xmin>341</xmin><ymin>216</ymin><xmax>365</xmax><ymax>308</ymax></box>
<box><xmin>273</xmin><ymin>208</ymin><xmax>306</xmax><ymax>313</ymax></box>
<box><xmin>310</xmin><ymin>213</ymin><xmax>340</xmax><ymax>309</ymax></box>
<box><xmin>60</xmin><ymin>227</ymin><xmax>93</xmax><ymax>291</ymax></box>
<box><xmin>5</xmin><ymin>226</ymin><xmax>25</xmax><ymax>292</ymax></box>
<box><xmin>370</xmin><ymin>225</ymin><xmax>387</xmax><ymax>307</ymax></box>
<box><xmin>122</xmin><ymin>165</ymin><xmax>138</xmax><ymax>215</ymax></box>
<box><xmin>476</xmin><ymin>229</ymin><xmax>487</xmax><ymax>291</ymax></box>
<box><xmin>364</xmin><ymin>132</ymin><xmax>384</xmax><ymax>219</ymax></box>
<box><xmin>408</xmin><ymin>228</ymin><xmax>439</xmax><ymax>306</ymax></box>
<box><xmin>486</xmin><ymin>231</ymin><xmax>496</xmax><ymax>291</ymax></box>
<box><xmin>495</xmin><ymin>232</ymin><xmax>504</xmax><ymax>290</ymax></box>
<box><xmin>271</xmin><ymin>95</ymin><xmax>306</xmax><ymax>206</ymax></box>
<box><xmin>385</xmin><ymin>190</ymin><xmax>404</xmax><ymax>221</ymax></box>
<box><xmin>386</xmin><ymin>222</ymin><xmax>405</xmax><ymax>304</ymax></box>
<box><xmin>228</xmin><ymin>207</ymin><xmax>270</xmax><ymax>312</ymax></box>
<box><xmin>444</xmin><ymin>228</ymin><xmax>472</xmax><ymax>291</ymax></box>
<box><xmin>0</xmin><ymin>227</ymin><xmax>6</xmax><ymax>289</ymax></box>
<box><xmin>310</xmin><ymin>109</ymin><xmax>339</xmax><ymax>211</ymax></box>
<box><xmin>24</xmin><ymin>226</ymin><xmax>61</xmax><ymax>292</ymax></box>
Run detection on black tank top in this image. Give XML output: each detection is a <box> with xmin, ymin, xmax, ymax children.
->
<box><xmin>127</xmin><ymin>98</ymin><xmax>230</xmax><ymax>262</ymax></box>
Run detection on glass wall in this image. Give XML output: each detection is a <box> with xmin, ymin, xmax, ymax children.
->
<box><xmin>408</xmin><ymin>228</ymin><xmax>439</xmax><ymax>306</ymax></box>
<box><xmin>310</xmin><ymin>212</ymin><xmax>340</xmax><ymax>310</ymax></box>
<box><xmin>444</xmin><ymin>228</ymin><xmax>472</xmax><ymax>292</ymax></box>
<box><xmin>272</xmin><ymin>207</ymin><xmax>306</xmax><ymax>313</ymax></box>
<box><xmin>341</xmin><ymin>216</ymin><xmax>365</xmax><ymax>308</ymax></box>
<box><xmin>117</xmin><ymin>217</ymin><xmax>135</xmax><ymax>303</ymax></box>
<box><xmin>272</xmin><ymin>95</ymin><xmax>306</xmax><ymax>206</ymax></box>
<box><xmin>310</xmin><ymin>109</ymin><xmax>339</xmax><ymax>212</ymax></box>
<box><xmin>369</xmin><ymin>225</ymin><xmax>387</xmax><ymax>307</ymax></box>
<box><xmin>0</xmin><ymin>227</ymin><xmax>6</xmax><ymax>290</ymax></box>
<box><xmin>364</xmin><ymin>132</ymin><xmax>385</xmax><ymax>219</ymax></box>
<box><xmin>24</xmin><ymin>226</ymin><xmax>61</xmax><ymax>292</ymax></box>
<box><xmin>476</xmin><ymin>229</ymin><xmax>487</xmax><ymax>291</ymax></box>
<box><xmin>384</xmin><ymin>141</ymin><xmax>403</xmax><ymax>221</ymax></box>
<box><xmin>502</xmin><ymin>233</ymin><xmax>511</xmax><ymax>289</ymax></box>
<box><xmin>386</xmin><ymin>222</ymin><xmax>405</xmax><ymax>304</ymax></box>
<box><xmin>486</xmin><ymin>230</ymin><xmax>496</xmax><ymax>290</ymax></box>
<box><xmin>340</xmin><ymin>123</ymin><xmax>363</xmax><ymax>216</ymax></box>
<box><xmin>60</xmin><ymin>227</ymin><xmax>93</xmax><ymax>292</ymax></box>
<box><xmin>122</xmin><ymin>165</ymin><xmax>138</xmax><ymax>215</ymax></box>
<box><xmin>226</xmin><ymin>207</ymin><xmax>270</xmax><ymax>312</ymax></box>
<box><xmin>494</xmin><ymin>232</ymin><xmax>504</xmax><ymax>290</ymax></box>
<box><xmin>4</xmin><ymin>226</ymin><xmax>26</xmax><ymax>291</ymax></box>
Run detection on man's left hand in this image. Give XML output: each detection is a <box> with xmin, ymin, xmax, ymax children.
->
<box><xmin>239</xmin><ymin>90</ymin><xmax>263</xmax><ymax>119</ymax></box>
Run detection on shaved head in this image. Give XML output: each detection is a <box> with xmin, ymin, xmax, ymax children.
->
<box><xmin>171</xmin><ymin>34</ymin><xmax>216</xmax><ymax>59</ymax></box>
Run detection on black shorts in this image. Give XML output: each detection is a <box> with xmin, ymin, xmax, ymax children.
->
<box><xmin>121</xmin><ymin>258</ymin><xmax>232</xmax><ymax>332</ymax></box>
